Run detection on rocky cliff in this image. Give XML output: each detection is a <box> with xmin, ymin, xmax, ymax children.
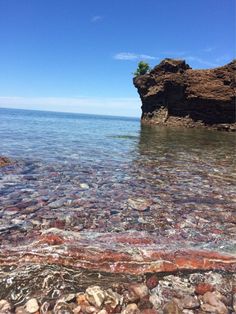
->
<box><xmin>133</xmin><ymin>59</ymin><xmax>236</xmax><ymax>131</ymax></box>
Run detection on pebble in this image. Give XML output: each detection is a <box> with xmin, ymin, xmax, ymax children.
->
<box><xmin>80</xmin><ymin>183</ymin><xmax>89</xmax><ymax>189</ymax></box>
<box><xmin>140</xmin><ymin>310</ymin><xmax>158</xmax><ymax>314</ymax></box>
<box><xmin>146</xmin><ymin>275</ymin><xmax>159</xmax><ymax>290</ymax></box>
<box><xmin>127</xmin><ymin>198</ymin><xmax>151</xmax><ymax>212</ymax></box>
<box><xmin>85</xmin><ymin>286</ymin><xmax>106</xmax><ymax>308</ymax></box>
<box><xmin>163</xmin><ymin>301</ymin><xmax>183</xmax><ymax>314</ymax></box>
<box><xmin>0</xmin><ymin>299</ymin><xmax>12</xmax><ymax>313</ymax></box>
<box><xmin>25</xmin><ymin>298</ymin><xmax>39</xmax><ymax>313</ymax></box>
<box><xmin>195</xmin><ymin>283</ymin><xmax>214</xmax><ymax>295</ymax></box>
<box><xmin>104</xmin><ymin>288</ymin><xmax>123</xmax><ymax>308</ymax></box>
<box><xmin>121</xmin><ymin>303</ymin><xmax>140</xmax><ymax>314</ymax></box>
<box><xmin>202</xmin><ymin>291</ymin><xmax>228</xmax><ymax>314</ymax></box>
<box><xmin>149</xmin><ymin>294</ymin><xmax>162</xmax><ymax>309</ymax></box>
<box><xmin>15</xmin><ymin>306</ymin><xmax>28</xmax><ymax>314</ymax></box>
<box><xmin>233</xmin><ymin>294</ymin><xmax>236</xmax><ymax>312</ymax></box>
<box><xmin>129</xmin><ymin>284</ymin><xmax>149</xmax><ymax>299</ymax></box>
<box><xmin>180</xmin><ymin>295</ymin><xmax>200</xmax><ymax>310</ymax></box>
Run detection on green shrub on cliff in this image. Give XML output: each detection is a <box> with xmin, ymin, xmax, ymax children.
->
<box><xmin>134</xmin><ymin>61</ymin><xmax>150</xmax><ymax>76</ymax></box>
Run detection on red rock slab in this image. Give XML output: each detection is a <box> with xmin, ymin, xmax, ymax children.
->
<box><xmin>0</xmin><ymin>229</ymin><xmax>235</xmax><ymax>275</ymax></box>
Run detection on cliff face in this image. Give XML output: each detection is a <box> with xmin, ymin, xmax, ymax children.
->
<box><xmin>133</xmin><ymin>59</ymin><xmax>236</xmax><ymax>130</ymax></box>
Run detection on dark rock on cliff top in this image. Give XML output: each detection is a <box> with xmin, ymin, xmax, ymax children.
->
<box><xmin>133</xmin><ymin>58</ymin><xmax>236</xmax><ymax>131</ymax></box>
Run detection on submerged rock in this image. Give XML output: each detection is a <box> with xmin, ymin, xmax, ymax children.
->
<box><xmin>0</xmin><ymin>156</ymin><xmax>11</xmax><ymax>167</ymax></box>
<box><xmin>0</xmin><ymin>299</ymin><xmax>12</xmax><ymax>313</ymax></box>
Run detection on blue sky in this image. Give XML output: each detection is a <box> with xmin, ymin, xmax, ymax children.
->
<box><xmin>0</xmin><ymin>0</ymin><xmax>235</xmax><ymax>117</ymax></box>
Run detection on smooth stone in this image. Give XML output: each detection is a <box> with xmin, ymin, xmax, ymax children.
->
<box><xmin>80</xmin><ymin>183</ymin><xmax>89</xmax><ymax>189</ymax></box>
<box><xmin>0</xmin><ymin>299</ymin><xmax>12</xmax><ymax>312</ymax></box>
<box><xmin>233</xmin><ymin>294</ymin><xmax>236</xmax><ymax>312</ymax></box>
<box><xmin>121</xmin><ymin>303</ymin><xmax>140</xmax><ymax>314</ymax></box>
<box><xmin>195</xmin><ymin>283</ymin><xmax>214</xmax><ymax>295</ymax></box>
<box><xmin>149</xmin><ymin>294</ymin><xmax>162</xmax><ymax>309</ymax></box>
<box><xmin>97</xmin><ymin>310</ymin><xmax>108</xmax><ymax>314</ymax></box>
<box><xmin>202</xmin><ymin>292</ymin><xmax>228</xmax><ymax>314</ymax></box>
<box><xmin>163</xmin><ymin>301</ymin><xmax>183</xmax><ymax>314</ymax></box>
<box><xmin>15</xmin><ymin>306</ymin><xmax>28</xmax><ymax>314</ymax></box>
<box><xmin>85</xmin><ymin>286</ymin><xmax>106</xmax><ymax>308</ymax></box>
<box><xmin>25</xmin><ymin>298</ymin><xmax>39</xmax><ymax>313</ymax></box>
<box><xmin>140</xmin><ymin>310</ymin><xmax>158</xmax><ymax>314</ymax></box>
<box><xmin>180</xmin><ymin>295</ymin><xmax>200</xmax><ymax>310</ymax></box>
<box><xmin>104</xmin><ymin>288</ymin><xmax>123</xmax><ymax>309</ymax></box>
<box><xmin>129</xmin><ymin>284</ymin><xmax>149</xmax><ymax>299</ymax></box>
<box><xmin>146</xmin><ymin>274</ymin><xmax>159</xmax><ymax>290</ymax></box>
<box><xmin>127</xmin><ymin>198</ymin><xmax>151</xmax><ymax>211</ymax></box>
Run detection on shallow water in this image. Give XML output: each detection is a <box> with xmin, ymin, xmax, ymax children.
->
<box><xmin>0</xmin><ymin>108</ymin><xmax>235</xmax><ymax>304</ymax></box>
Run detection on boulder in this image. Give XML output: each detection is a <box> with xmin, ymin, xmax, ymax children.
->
<box><xmin>133</xmin><ymin>59</ymin><xmax>236</xmax><ymax>131</ymax></box>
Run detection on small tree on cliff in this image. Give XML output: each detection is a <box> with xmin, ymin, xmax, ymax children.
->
<box><xmin>134</xmin><ymin>61</ymin><xmax>150</xmax><ymax>76</ymax></box>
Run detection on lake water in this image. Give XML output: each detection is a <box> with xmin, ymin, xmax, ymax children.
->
<box><xmin>0</xmin><ymin>107</ymin><xmax>235</xmax><ymax>304</ymax></box>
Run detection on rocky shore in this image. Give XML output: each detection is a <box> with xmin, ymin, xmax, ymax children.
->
<box><xmin>0</xmin><ymin>271</ymin><xmax>235</xmax><ymax>313</ymax></box>
<box><xmin>133</xmin><ymin>59</ymin><xmax>236</xmax><ymax>131</ymax></box>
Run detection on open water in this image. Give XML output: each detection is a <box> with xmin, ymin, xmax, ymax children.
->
<box><xmin>0</xmin><ymin>107</ymin><xmax>235</xmax><ymax>305</ymax></box>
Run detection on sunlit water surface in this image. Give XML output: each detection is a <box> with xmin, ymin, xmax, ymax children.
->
<box><xmin>0</xmin><ymin>108</ymin><xmax>235</xmax><ymax>304</ymax></box>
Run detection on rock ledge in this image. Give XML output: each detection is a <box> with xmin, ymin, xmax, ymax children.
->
<box><xmin>133</xmin><ymin>59</ymin><xmax>236</xmax><ymax>131</ymax></box>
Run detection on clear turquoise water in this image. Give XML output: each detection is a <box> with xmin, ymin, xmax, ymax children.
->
<box><xmin>0</xmin><ymin>107</ymin><xmax>235</xmax><ymax>304</ymax></box>
<box><xmin>0</xmin><ymin>108</ymin><xmax>140</xmax><ymax>165</ymax></box>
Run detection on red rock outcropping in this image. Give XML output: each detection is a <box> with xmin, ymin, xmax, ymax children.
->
<box><xmin>0</xmin><ymin>230</ymin><xmax>235</xmax><ymax>275</ymax></box>
<box><xmin>133</xmin><ymin>59</ymin><xmax>236</xmax><ymax>130</ymax></box>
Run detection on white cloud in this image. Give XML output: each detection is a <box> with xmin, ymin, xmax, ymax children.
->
<box><xmin>161</xmin><ymin>51</ymin><xmax>188</xmax><ymax>57</ymax></box>
<box><xmin>215</xmin><ymin>55</ymin><xmax>232</xmax><ymax>63</ymax></box>
<box><xmin>114</xmin><ymin>52</ymin><xmax>157</xmax><ymax>61</ymax></box>
<box><xmin>202</xmin><ymin>47</ymin><xmax>215</xmax><ymax>53</ymax></box>
<box><xmin>184</xmin><ymin>56</ymin><xmax>219</xmax><ymax>68</ymax></box>
<box><xmin>0</xmin><ymin>96</ymin><xmax>141</xmax><ymax>117</ymax></box>
<box><xmin>91</xmin><ymin>15</ymin><xmax>103</xmax><ymax>23</ymax></box>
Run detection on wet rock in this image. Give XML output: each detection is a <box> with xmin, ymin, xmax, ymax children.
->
<box><xmin>0</xmin><ymin>299</ymin><xmax>12</xmax><ymax>313</ymax></box>
<box><xmin>104</xmin><ymin>289</ymin><xmax>123</xmax><ymax>308</ymax></box>
<box><xmin>76</xmin><ymin>293</ymin><xmax>88</xmax><ymax>305</ymax></box>
<box><xmin>97</xmin><ymin>310</ymin><xmax>108</xmax><ymax>314</ymax></box>
<box><xmin>85</xmin><ymin>286</ymin><xmax>106</xmax><ymax>308</ymax></box>
<box><xmin>59</xmin><ymin>293</ymin><xmax>76</xmax><ymax>303</ymax></box>
<box><xmin>195</xmin><ymin>283</ymin><xmax>214</xmax><ymax>295</ymax></box>
<box><xmin>53</xmin><ymin>301</ymin><xmax>75</xmax><ymax>314</ymax></box>
<box><xmin>189</xmin><ymin>273</ymin><xmax>205</xmax><ymax>285</ymax></box>
<box><xmin>138</xmin><ymin>299</ymin><xmax>153</xmax><ymax>310</ymax></box>
<box><xmin>73</xmin><ymin>305</ymin><xmax>81</xmax><ymax>314</ymax></box>
<box><xmin>202</xmin><ymin>291</ymin><xmax>228</xmax><ymax>314</ymax></box>
<box><xmin>84</xmin><ymin>305</ymin><xmax>97</xmax><ymax>313</ymax></box>
<box><xmin>15</xmin><ymin>306</ymin><xmax>28</xmax><ymax>314</ymax></box>
<box><xmin>163</xmin><ymin>301</ymin><xmax>183</xmax><ymax>314</ymax></box>
<box><xmin>25</xmin><ymin>298</ymin><xmax>39</xmax><ymax>313</ymax></box>
<box><xmin>140</xmin><ymin>310</ymin><xmax>158</xmax><ymax>314</ymax></box>
<box><xmin>180</xmin><ymin>295</ymin><xmax>200</xmax><ymax>309</ymax></box>
<box><xmin>129</xmin><ymin>284</ymin><xmax>149</xmax><ymax>299</ymax></box>
<box><xmin>127</xmin><ymin>198</ymin><xmax>151</xmax><ymax>212</ymax></box>
<box><xmin>149</xmin><ymin>294</ymin><xmax>162</xmax><ymax>309</ymax></box>
<box><xmin>146</xmin><ymin>275</ymin><xmax>159</xmax><ymax>290</ymax></box>
<box><xmin>121</xmin><ymin>303</ymin><xmax>140</xmax><ymax>314</ymax></box>
<box><xmin>80</xmin><ymin>183</ymin><xmax>89</xmax><ymax>189</ymax></box>
<box><xmin>40</xmin><ymin>301</ymin><xmax>52</xmax><ymax>314</ymax></box>
<box><xmin>48</xmin><ymin>199</ymin><xmax>65</xmax><ymax>209</ymax></box>
<box><xmin>201</xmin><ymin>303</ymin><xmax>222</xmax><ymax>313</ymax></box>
